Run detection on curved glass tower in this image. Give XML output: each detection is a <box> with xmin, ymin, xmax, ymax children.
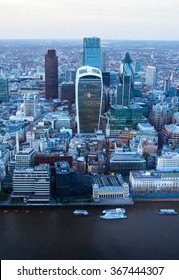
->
<box><xmin>76</xmin><ymin>66</ymin><xmax>103</xmax><ymax>133</ymax></box>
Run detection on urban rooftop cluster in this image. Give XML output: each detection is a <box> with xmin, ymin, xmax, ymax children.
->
<box><xmin>0</xmin><ymin>38</ymin><xmax>179</xmax><ymax>205</ymax></box>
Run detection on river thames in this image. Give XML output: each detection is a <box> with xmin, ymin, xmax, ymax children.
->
<box><xmin>1</xmin><ymin>201</ymin><xmax>179</xmax><ymax>260</ymax></box>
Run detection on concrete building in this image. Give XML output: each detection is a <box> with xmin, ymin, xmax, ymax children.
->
<box><xmin>92</xmin><ymin>173</ymin><xmax>129</xmax><ymax>202</ymax></box>
<box><xmin>12</xmin><ymin>164</ymin><xmax>50</xmax><ymax>202</ymax></box>
<box><xmin>145</xmin><ymin>66</ymin><xmax>157</xmax><ymax>86</ymax></box>
<box><xmin>15</xmin><ymin>148</ymin><xmax>36</xmax><ymax>168</ymax></box>
<box><xmin>157</xmin><ymin>152</ymin><xmax>179</xmax><ymax>171</ymax></box>
<box><xmin>110</xmin><ymin>151</ymin><xmax>146</xmax><ymax>177</ymax></box>
<box><xmin>130</xmin><ymin>170</ymin><xmax>179</xmax><ymax>193</ymax></box>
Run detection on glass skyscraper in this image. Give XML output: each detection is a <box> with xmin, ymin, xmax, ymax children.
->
<box><xmin>83</xmin><ymin>37</ymin><xmax>104</xmax><ymax>70</ymax></box>
<box><xmin>76</xmin><ymin>66</ymin><xmax>103</xmax><ymax>133</ymax></box>
<box><xmin>0</xmin><ymin>76</ymin><xmax>9</xmax><ymax>103</ymax></box>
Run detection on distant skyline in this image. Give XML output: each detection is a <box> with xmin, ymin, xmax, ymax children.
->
<box><xmin>1</xmin><ymin>0</ymin><xmax>179</xmax><ymax>40</ymax></box>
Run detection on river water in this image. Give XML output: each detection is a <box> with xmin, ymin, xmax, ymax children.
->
<box><xmin>1</xmin><ymin>201</ymin><xmax>179</xmax><ymax>260</ymax></box>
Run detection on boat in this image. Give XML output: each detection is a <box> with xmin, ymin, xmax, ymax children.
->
<box><xmin>101</xmin><ymin>208</ymin><xmax>126</xmax><ymax>215</ymax></box>
<box><xmin>100</xmin><ymin>212</ymin><xmax>127</xmax><ymax>220</ymax></box>
<box><xmin>159</xmin><ymin>209</ymin><xmax>177</xmax><ymax>215</ymax></box>
<box><xmin>73</xmin><ymin>210</ymin><xmax>90</xmax><ymax>216</ymax></box>
<box><xmin>14</xmin><ymin>210</ymin><xmax>19</xmax><ymax>214</ymax></box>
<box><xmin>25</xmin><ymin>210</ymin><xmax>30</xmax><ymax>214</ymax></box>
<box><xmin>3</xmin><ymin>210</ymin><xmax>8</xmax><ymax>214</ymax></box>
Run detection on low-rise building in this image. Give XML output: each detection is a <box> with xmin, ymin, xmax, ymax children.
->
<box><xmin>130</xmin><ymin>170</ymin><xmax>179</xmax><ymax>193</ymax></box>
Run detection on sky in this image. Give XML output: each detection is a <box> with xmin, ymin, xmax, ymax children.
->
<box><xmin>0</xmin><ymin>0</ymin><xmax>179</xmax><ymax>40</ymax></box>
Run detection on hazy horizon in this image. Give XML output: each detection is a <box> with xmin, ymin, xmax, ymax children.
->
<box><xmin>1</xmin><ymin>0</ymin><xmax>179</xmax><ymax>41</ymax></box>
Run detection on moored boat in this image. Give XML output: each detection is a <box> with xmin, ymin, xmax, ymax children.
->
<box><xmin>73</xmin><ymin>210</ymin><xmax>90</xmax><ymax>216</ymax></box>
<box><xmin>159</xmin><ymin>209</ymin><xmax>177</xmax><ymax>215</ymax></box>
<box><xmin>3</xmin><ymin>210</ymin><xmax>8</xmax><ymax>214</ymax></box>
<box><xmin>102</xmin><ymin>208</ymin><xmax>126</xmax><ymax>215</ymax></box>
<box><xmin>100</xmin><ymin>212</ymin><xmax>127</xmax><ymax>220</ymax></box>
<box><xmin>14</xmin><ymin>210</ymin><xmax>19</xmax><ymax>214</ymax></box>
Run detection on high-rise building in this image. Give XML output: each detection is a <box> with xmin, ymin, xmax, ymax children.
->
<box><xmin>83</xmin><ymin>37</ymin><xmax>105</xmax><ymax>70</ymax></box>
<box><xmin>76</xmin><ymin>66</ymin><xmax>103</xmax><ymax>134</ymax></box>
<box><xmin>0</xmin><ymin>76</ymin><xmax>9</xmax><ymax>103</ymax></box>
<box><xmin>145</xmin><ymin>66</ymin><xmax>157</xmax><ymax>86</ymax></box>
<box><xmin>116</xmin><ymin>75</ymin><xmax>132</xmax><ymax>106</ymax></box>
<box><xmin>45</xmin><ymin>49</ymin><xmax>58</xmax><ymax>100</ymax></box>
<box><xmin>119</xmin><ymin>52</ymin><xmax>135</xmax><ymax>79</ymax></box>
<box><xmin>61</xmin><ymin>82</ymin><xmax>75</xmax><ymax>105</ymax></box>
<box><xmin>23</xmin><ymin>92</ymin><xmax>38</xmax><ymax>117</ymax></box>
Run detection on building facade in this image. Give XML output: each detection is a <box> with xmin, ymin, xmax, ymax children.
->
<box><xmin>83</xmin><ymin>37</ymin><xmax>104</xmax><ymax>70</ymax></box>
<box><xmin>130</xmin><ymin>170</ymin><xmax>179</xmax><ymax>193</ymax></box>
<box><xmin>12</xmin><ymin>164</ymin><xmax>50</xmax><ymax>202</ymax></box>
<box><xmin>45</xmin><ymin>49</ymin><xmax>58</xmax><ymax>100</ymax></box>
<box><xmin>76</xmin><ymin>66</ymin><xmax>103</xmax><ymax>133</ymax></box>
<box><xmin>0</xmin><ymin>76</ymin><xmax>9</xmax><ymax>103</ymax></box>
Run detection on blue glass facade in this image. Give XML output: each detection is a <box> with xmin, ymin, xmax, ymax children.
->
<box><xmin>83</xmin><ymin>37</ymin><xmax>102</xmax><ymax>70</ymax></box>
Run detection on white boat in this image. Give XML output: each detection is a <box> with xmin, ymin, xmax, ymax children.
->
<box><xmin>159</xmin><ymin>209</ymin><xmax>177</xmax><ymax>215</ymax></box>
<box><xmin>102</xmin><ymin>208</ymin><xmax>126</xmax><ymax>215</ymax></box>
<box><xmin>73</xmin><ymin>210</ymin><xmax>90</xmax><ymax>216</ymax></box>
<box><xmin>100</xmin><ymin>212</ymin><xmax>127</xmax><ymax>220</ymax></box>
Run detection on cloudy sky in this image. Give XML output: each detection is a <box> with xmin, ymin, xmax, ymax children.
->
<box><xmin>1</xmin><ymin>0</ymin><xmax>179</xmax><ymax>40</ymax></box>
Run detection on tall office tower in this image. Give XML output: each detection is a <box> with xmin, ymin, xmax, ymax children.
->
<box><xmin>45</xmin><ymin>49</ymin><xmax>58</xmax><ymax>100</ymax></box>
<box><xmin>163</xmin><ymin>77</ymin><xmax>170</xmax><ymax>94</ymax></box>
<box><xmin>61</xmin><ymin>82</ymin><xmax>75</xmax><ymax>105</ymax></box>
<box><xmin>119</xmin><ymin>52</ymin><xmax>135</xmax><ymax>80</ymax></box>
<box><xmin>83</xmin><ymin>37</ymin><xmax>105</xmax><ymax>70</ymax></box>
<box><xmin>76</xmin><ymin>66</ymin><xmax>103</xmax><ymax>133</ymax></box>
<box><xmin>116</xmin><ymin>75</ymin><xmax>132</xmax><ymax>106</ymax></box>
<box><xmin>0</xmin><ymin>76</ymin><xmax>9</xmax><ymax>103</ymax></box>
<box><xmin>23</xmin><ymin>92</ymin><xmax>38</xmax><ymax>117</ymax></box>
<box><xmin>145</xmin><ymin>66</ymin><xmax>157</xmax><ymax>86</ymax></box>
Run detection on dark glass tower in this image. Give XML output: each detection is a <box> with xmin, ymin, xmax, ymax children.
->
<box><xmin>45</xmin><ymin>49</ymin><xmax>58</xmax><ymax>100</ymax></box>
<box><xmin>76</xmin><ymin>66</ymin><xmax>103</xmax><ymax>133</ymax></box>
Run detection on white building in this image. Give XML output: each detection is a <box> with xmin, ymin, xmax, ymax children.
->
<box><xmin>145</xmin><ymin>66</ymin><xmax>157</xmax><ymax>86</ymax></box>
<box><xmin>130</xmin><ymin>170</ymin><xmax>179</xmax><ymax>193</ymax></box>
<box><xmin>157</xmin><ymin>152</ymin><xmax>179</xmax><ymax>171</ymax></box>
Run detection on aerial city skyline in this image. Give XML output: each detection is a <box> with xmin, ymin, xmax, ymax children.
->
<box><xmin>1</xmin><ymin>36</ymin><xmax>179</xmax><ymax>260</ymax></box>
<box><xmin>1</xmin><ymin>0</ymin><xmax>179</xmax><ymax>40</ymax></box>
<box><xmin>0</xmin><ymin>36</ymin><xmax>179</xmax><ymax>204</ymax></box>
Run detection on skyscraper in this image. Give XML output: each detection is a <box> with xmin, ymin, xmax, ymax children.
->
<box><xmin>76</xmin><ymin>66</ymin><xmax>103</xmax><ymax>133</ymax></box>
<box><xmin>145</xmin><ymin>66</ymin><xmax>157</xmax><ymax>86</ymax></box>
<box><xmin>45</xmin><ymin>49</ymin><xmax>58</xmax><ymax>100</ymax></box>
<box><xmin>116</xmin><ymin>75</ymin><xmax>132</xmax><ymax>106</ymax></box>
<box><xmin>83</xmin><ymin>37</ymin><xmax>105</xmax><ymax>70</ymax></box>
<box><xmin>0</xmin><ymin>76</ymin><xmax>9</xmax><ymax>103</ymax></box>
<box><xmin>118</xmin><ymin>52</ymin><xmax>134</xmax><ymax>105</ymax></box>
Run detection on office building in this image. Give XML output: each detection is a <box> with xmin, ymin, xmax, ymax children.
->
<box><xmin>76</xmin><ymin>66</ymin><xmax>103</xmax><ymax>133</ymax></box>
<box><xmin>61</xmin><ymin>82</ymin><xmax>75</xmax><ymax>105</ymax></box>
<box><xmin>0</xmin><ymin>76</ymin><xmax>9</xmax><ymax>103</ymax></box>
<box><xmin>145</xmin><ymin>66</ymin><xmax>157</xmax><ymax>86</ymax></box>
<box><xmin>12</xmin><ymin>164</ymin><xmax>50</xmax><ymax>202</ymax></box>
<box><xmin>116</xmin><ymin>75</ymin><xmax>132</xmax><ymax>106</ymax></box>
<box><xmin>157</xmin><ymin>152</ymin><xmax>179</xmax><ymax>171</ymax></box>
<box><xmin>45</xmin><ymin>49</ymin><xmax>58</xmax><ymax>100</ymax></box>
<box><xmin>110</xmin><ymin>152</ymin><xmax>146</xmax><ymax>177</ymax></box>
<box><xmin>15</xmin><ymin>148</ymin><xmax>36</xmax><ymax>168</ymax></box>
<box><xmin>23</xmin><ymin>92</ymin><xmax>38</xmax><ymax>117</ymax></box>
<box><xmin>92</xmin><ymin>174</ymin><xmax>130</xmax><ymax>202</ymax></box>
<box><xmin>83</xmin><ymin>37</ymin><xmax>105</xmax><ymax>70</ymax></box>
<box><xmin>55</xmin><ymin>161</ymin><xmax>92</xmax><ymax>199</ymax></box>
<box><xmin>130</xmin><ymin>170</ymin><xmax>179</xmax><ymax>194</ymax></box>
